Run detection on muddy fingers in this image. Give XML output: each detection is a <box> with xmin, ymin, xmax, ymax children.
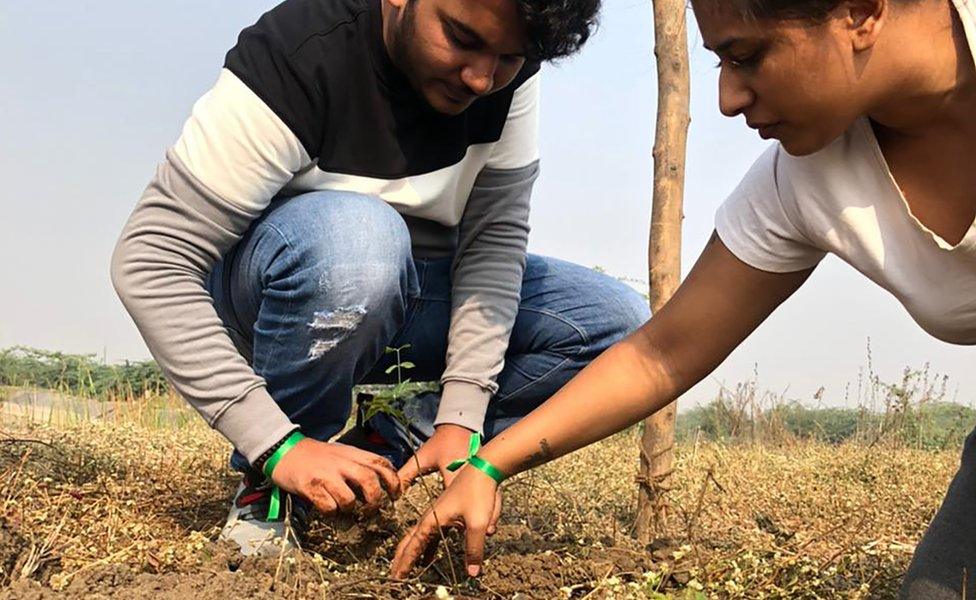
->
<box><xmin>271</xmin><ymin>439</ymin><xmax>404</xmax><ymax>517</ymax></box>
<box><xmin>390</xmin><ymin>463</ymin><xmax>500</xmax><ymax>579</ymax></box>
<box><xmin>305</xmin><ymin>486</ymin><xmax>339</xmax><ymax>516</ymax></box>
<box><xmin>391</xmin><ymin>511</ymin><xmax>445</xmax><ymax>578</ymax></box>
<box><xmin>343</xmin><ymin>464</ymin><xmax>386</xmax><ymax>511</ymax></box>
<box><xmin>342</xmin><ymin>445</ymin><xmax>402</xmax><ymax>500</ymax></box>
<box><xmin>321</xmin><ymin>479</ymin><xmax>357</xmax><ymax>513</ymax></box>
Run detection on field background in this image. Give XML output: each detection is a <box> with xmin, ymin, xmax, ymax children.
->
<box><xmin>0</xmin><ymin>347</ymin><xmax>970</xmax><ymax>599</ymax></box>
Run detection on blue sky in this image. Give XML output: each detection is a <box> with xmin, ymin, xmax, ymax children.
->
<box><xmin>1</xmin><ymin>0</ymin><xmax>973</xmax><ymax>408</ymax></box>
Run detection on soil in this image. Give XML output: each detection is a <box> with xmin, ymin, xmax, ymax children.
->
<box><xmin>5</xmin><ymin>423</ymin><xmax>935</xmax><ymax>598</ymax></box>
<box><xmin>1</xmin><ymin>428</ymin><xmax>683</xmax><ymax>599</ymax></box>
<box><xmin>476</xmin><ymin>525</ymin><xmax>664</xmax><ymax>598</ymax></box>
<box><xmin>0</xmin><ymin>522</ymin><xmax>59</xmax><ymax>591</ymax></box>
<box><xmin>1</xmin><ymin>541</ymin><xmax>330</xmax><ymax>600</ymax></box>
<box><xmin>0</xmin><ymin>523</ymin><xmax>28</xmax><ymax>587</ymax></box>
<box><xmin>0</xmin><ymin>518</ymin><xmax>680</xmax><ymax>600</ymax></box>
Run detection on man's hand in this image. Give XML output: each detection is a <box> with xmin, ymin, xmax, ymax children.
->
<box><xmin>397</xmin><ymin>423</ymin><xmax>475</xmax><ymax>488</ymax></box>
<box><xmin>397</xmin><ymin>423</ymin><xmax>503</xmax><ymax>535</ymax></box>
<box><xmin>270</xmin><ymin>438</ymin><xmax>401</xmax><ymax>516</ymax></box>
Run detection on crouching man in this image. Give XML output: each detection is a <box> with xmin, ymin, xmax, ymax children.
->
<box><xmin>112</xmin><ymin>0</ymin><xmax>649</xmax><ymax>556</ymax></box>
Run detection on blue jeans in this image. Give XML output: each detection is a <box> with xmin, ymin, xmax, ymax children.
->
<box><xmin>207</xmin><ymin>191</ymin><xmax>650</xmax><ymax>471</ymax></box>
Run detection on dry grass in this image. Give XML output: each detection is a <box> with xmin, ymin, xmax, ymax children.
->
<box><xmin>0</xmin><ymin>395</ymin><xmax>962</xmax><ymax>599</ymax></box>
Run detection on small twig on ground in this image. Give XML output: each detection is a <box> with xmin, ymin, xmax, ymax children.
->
<box><xmin>59</xmin><ymin>541</ymin><xmax>138</xmax><ymax>583</ymax></box>
<box><xmin>272</xmin><ymin>495</ymin><xmax>295</xmax><ymax>590</ymax></box>
<box><xmin>580</xmin><ymin>565</ymin><xmax>616</xmax><ymax>600</ymax></box>
<box><xmin>0</xmin><ymin>438</ymin><xmax>60</xmax><ymax>450</ymax></box>
<box><xmin>405</xmin><ymin>453</ymin><xmax>459</xmax><ymax>588</ymax></box>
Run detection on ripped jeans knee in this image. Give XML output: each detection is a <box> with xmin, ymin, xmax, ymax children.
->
<box><xmin>307</xmin><ymin>306</ymin><xmax>368</xmax><ymax>360</ymax></box>
<box><xmin>208</xmin><ymin>191</ymin><xmax>419</xmax><ymax>470</ymax></box>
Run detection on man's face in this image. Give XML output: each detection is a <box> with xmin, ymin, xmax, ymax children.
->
<box><xmin>385</xmin><ymin>0</ymin><xmax>529</xmax><ymax>115</ymax></box>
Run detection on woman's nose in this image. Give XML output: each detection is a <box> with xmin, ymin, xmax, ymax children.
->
<box><xmin>718</xmin><ymin>67</ymin><xmax>754</xmax><ymax>117</ymax></box>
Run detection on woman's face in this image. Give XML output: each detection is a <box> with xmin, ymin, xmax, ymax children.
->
<box><xmin>693</xmin><ymin>1</ymin><xmax>877</xmax><ymax>155</ymax></box>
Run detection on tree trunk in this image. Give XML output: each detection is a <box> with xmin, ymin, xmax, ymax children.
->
<box><xmin>635</xmin><ymin>0</ymin><xmax>690</xmax><ymax>542</ymax></box>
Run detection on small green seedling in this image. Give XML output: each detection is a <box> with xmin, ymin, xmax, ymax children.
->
<box><xmin>362</xmin><ymin>344</ymin><xmax>438</xmax><ymax>430</ymax></box>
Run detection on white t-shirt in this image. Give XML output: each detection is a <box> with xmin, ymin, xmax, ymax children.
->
<box><xmin>716</xmin><ymin>0</ymin><xmax>976</xmax><ymax>345</ymax></box>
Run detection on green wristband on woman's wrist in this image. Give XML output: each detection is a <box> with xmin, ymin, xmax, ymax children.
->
<box><xmin>446</xmin><ymin>433</ymin><xmax>506</xmax><ymax>484</ymax></box>
<box><xmin>261</xmin><ymin>430</ymin><xmax>306</xmax><ymax>520</ymax></box>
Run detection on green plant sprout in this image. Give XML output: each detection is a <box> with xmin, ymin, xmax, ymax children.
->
<box><xmin>361</xmin><ymin>345</ymin><xmax>410</xmax><ymax>424</ymax></box>
<box><xmin>357</xmin><ymin>345</ymin><xmax>474</xmax><ymax>589</ymax></box>
<box><xmin>362</xmin><ymin>344</ymin><xmax>438</xmax><ymax>426</ymax></box>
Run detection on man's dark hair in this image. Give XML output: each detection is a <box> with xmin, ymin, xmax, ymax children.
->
<box><xmin>517</xmin><ymin>0</ymin><xmax>602</xmax><ymax>61</ymax></box>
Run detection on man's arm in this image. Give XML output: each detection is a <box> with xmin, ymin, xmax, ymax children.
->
<box><xmin>435</xmin><ymin>71</ymin><xmax>542</xmax><ymax>432</ymax></box>
<box><xmin>113</xmin><ymin>66</ymin><xmax>401</xmax><ymax>512</ymax></box>
<box><xmin>115</xmin><ymin>2</ymin><xmax>348</xmax><ymax>461</ymax></box>
<box><xmin>111</xmin><ymin>70</ymin><xmax>310</xmax><ymax>464</ymax></box>
<box><xmin>396</xmin><ymin>72</ymin><xmax>539</xmax><ymax>504</ymax></box>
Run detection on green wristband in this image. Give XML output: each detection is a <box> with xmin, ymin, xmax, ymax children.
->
<box><xmin>446</xmin><ymin>433</ymin><xmax>507</xmax><ymax>484</ymax></box>
<box><xmin>262</xmin><ymin>431</ymin><xmax>306</xmax><ymax>520</ymax></box>
<box><xmin>467</xmin><ymin>455</ymin><xmax>506</xmax><ymax>485</ymax></box>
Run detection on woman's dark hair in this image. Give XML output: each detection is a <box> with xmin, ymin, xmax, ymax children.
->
<box><xmin>732</xmin><ymin>0</ymin><xmax>845</xmax><ymax>20</ymax></box>
<box><xmin>516</xmin><ymin>0</ymin><xmax>602</xmax><ymax>61</ymax></box>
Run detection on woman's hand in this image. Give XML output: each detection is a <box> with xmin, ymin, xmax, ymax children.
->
<box><xmin>391</xmin><ymin>465</ymin><xmax>501</xmax><ymax>579</ymax></box>
<box><xmin>392</xmin><ymin>234</ymin><xmax>813</xmax><ymax>579</ymax></box>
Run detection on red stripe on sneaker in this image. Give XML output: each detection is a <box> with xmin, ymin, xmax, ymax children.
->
<box><xmin>238</xmin><ymin>491</ymin><xmax>267</xmax><ymax>507</ymax></box>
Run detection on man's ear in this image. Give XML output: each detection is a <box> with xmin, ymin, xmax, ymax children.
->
<box><xmin>844</xmin><ymin>0</ymin><xmax>887</xmax><ymax>51</ymax></box>
<box><xmin>387</xmin><ymin>0</ymin><xmax>409</xmax><ymax>10</ymax></box>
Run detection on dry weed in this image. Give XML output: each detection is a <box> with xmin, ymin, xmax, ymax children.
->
<box><xmin>0</xmin><ymin>409</ymin><xmax>960</xmax><ymax>598</ymax></box>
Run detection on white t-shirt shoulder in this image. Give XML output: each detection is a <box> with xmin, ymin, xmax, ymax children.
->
<box><xmin>716</xmin><ymin>117</ymin><xmax>976</xmax><ymax>345</ymax></box>
<box><xmin>714</xmin><ymin>141</ymin><xmax>827</xmax><ymax>273</ymax></box>
<box><xmin>716</xmin><ymin>118</ymin><xmax>905</xmax><ymax>276</ymax></box>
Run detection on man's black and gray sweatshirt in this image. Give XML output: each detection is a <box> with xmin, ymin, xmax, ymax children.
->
<box><xmin>111</xmin><ymin>0</ymin><xmax>542</xmax><ymax>464</ymax></box>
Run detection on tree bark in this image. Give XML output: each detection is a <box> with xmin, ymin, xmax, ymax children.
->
<box><xmin>635</xmin><ymin>0</ymin><xmax>690</xmax><ymax>542</ymax></box>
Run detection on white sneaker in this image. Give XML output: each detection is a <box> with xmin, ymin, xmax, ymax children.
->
<box><xmin>219</xmin><ymin>474</ymin><xmax>306</xmax><ymax>557</ymax></box>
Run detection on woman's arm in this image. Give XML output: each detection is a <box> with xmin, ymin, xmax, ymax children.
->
<box><xmin>392</xmin><ymin>233</ymin><xmax>814</xmax><ymax>578</ymax></box>
<box><xmin>482</xmin><ymin>233</ymin><xmax>812</xmax><ymax>474</ymax></box>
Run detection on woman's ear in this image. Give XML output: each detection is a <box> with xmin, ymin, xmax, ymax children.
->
<box><xmin>844</xmin><ymin>0</ymin><xmax>888</xmax><ymax>51</ymax></box>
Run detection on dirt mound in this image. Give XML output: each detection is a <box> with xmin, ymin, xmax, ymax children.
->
<box><xmin>474</xmin><ymin>525</ymin><xmax>666</xmax><ymax>598</ymax></box>
<box><xmin>0</xmin><ymin>520</ymin><xmax>60</xmax><ymax>591</ymax></box>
